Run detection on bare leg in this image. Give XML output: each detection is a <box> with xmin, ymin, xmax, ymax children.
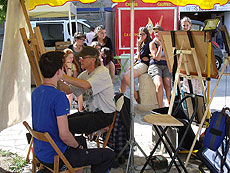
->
<box><xmin>120</xmin><ymin>71</ymin><xmax>129</xmax><ymax>93</ymax></box>
<box><xmin>78</xmin><ymin>95</ymin><xmax>84</xmax><ymax>112</ymax></box>
<box><xmin>120</xmin><ymin>69</ymin><xmax>141</xmax><ymax>103</ymax></box>
<box><xmin>153</xmin><ymin>76</ymin><xmax>164</xmax><ymax>108</ymax></box>
<box><xmin>67</xmin><ymin>93</ymin><xmax>73</xmax><ymax>108</ymax></box>
<box><xmin>163</xmin><ymin>77</ymin><xmax>171</xmax><ymax>106</ymax></box>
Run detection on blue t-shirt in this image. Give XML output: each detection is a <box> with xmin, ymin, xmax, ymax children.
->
<box><xmin>32</xmin><ymin>85</ymin><xmax>70</xmax><ymax>164</ymax></box>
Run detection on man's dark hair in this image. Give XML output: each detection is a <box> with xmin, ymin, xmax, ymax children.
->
<box><xmin>39</xmin><ymin>51</ymin><xmax>64</xmax><ymax>78</ymax></box>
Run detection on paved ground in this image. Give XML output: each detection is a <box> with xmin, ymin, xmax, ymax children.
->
<box><xmin>0</xmin><ymin>65</ymin><xmax>230</xmax><ymax>172</ymax></box>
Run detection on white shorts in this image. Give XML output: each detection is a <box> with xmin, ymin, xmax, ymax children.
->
<box><xmin>134</xmin><ymin>62</ymin><xmax>148</xmax><ymax>75</ymax></box>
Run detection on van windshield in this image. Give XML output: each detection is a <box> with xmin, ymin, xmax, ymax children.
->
<box><xmin>67</xmin><ymin>20</ymin><xmax>96</xmax><ymax>35</ymax></box>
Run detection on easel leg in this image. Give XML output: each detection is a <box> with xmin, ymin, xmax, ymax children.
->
<box><xmin>168</xmin><ymin>53</ymin><xmax>184</xmax><ymax>114</ymax></box>
<box><xmin>185</xmin><ymin>57</ymin><xmax>230</xmax><ymax>166</ymax></box>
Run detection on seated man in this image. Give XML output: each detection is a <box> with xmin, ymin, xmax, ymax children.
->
<box><xmin>59</xmin><ymin>46</ymin><xmax>116</xmax><ymax>135</ymax></box>
<box><xmin>32</xmin><ymin>51</ymin><xmax>115</xmax><ymax>172</ymax></box>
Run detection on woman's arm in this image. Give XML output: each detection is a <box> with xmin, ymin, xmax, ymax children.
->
<box><xmin>135</xmin><ymin>37</ymin><xmax>143</xmax><ymax>61</ymax></box>
<box><xmin>109</xmin><ymin>62</ymin><xmax>115</xmax><ymax>83</ymax></box>
<box><xmin>149</xmin><ymin>38</ymin><xmax>162</xmax><ymax>61</ymax></box>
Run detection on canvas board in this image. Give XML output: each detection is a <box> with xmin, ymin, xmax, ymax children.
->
<box><xmin>159</xmin><ymin>31</ymin><xmax>218</xmax><ymax>79</ymax></box>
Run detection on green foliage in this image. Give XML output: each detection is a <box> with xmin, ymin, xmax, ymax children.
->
<box><xmin>0</xmin><ymin>0</ymin><xmax>7</xmax><ymax>24</ymax></box>
<box><xmin>10</xmin><ymin>156</ymin><xmax>27</xmax><ymax>172</ymax></box>
<box><xmin>0</xmin><ymin>149</ymin><xmax>28</xmax><ymax>172</ymax></box>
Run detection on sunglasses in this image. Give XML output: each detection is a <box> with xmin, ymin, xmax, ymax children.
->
<box><xmin>79</xmin><ymin>56</ymin><xmax>92</xmax><ymax>60</ymax></box>
<box><xmin>139</xmin><ymin>33</ymin><xmax>146</xmax><ymax>36</ymax></box>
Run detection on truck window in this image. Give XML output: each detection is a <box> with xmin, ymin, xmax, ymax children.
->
<box><xmin>37</xmin><ymin>23</ymin><xmax>64</xmax><ymax>47</ymax></box>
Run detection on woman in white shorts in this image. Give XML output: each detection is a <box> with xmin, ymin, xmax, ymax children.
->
<box><xmin>120</xmin><ymin>27</ymin><xmax>152</xmax><ymax>103</ymax></box>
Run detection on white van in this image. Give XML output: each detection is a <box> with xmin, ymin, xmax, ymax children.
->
<box><xmin>30</xmin><ymin>19</ymin><xmax>96</xmax><ymax>47</ymax></box>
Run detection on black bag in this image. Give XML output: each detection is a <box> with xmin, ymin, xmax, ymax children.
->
<box><xmin>150</xmin><ymin>155</ymin><xmax>168</xmax><ymax>170</ymax></box>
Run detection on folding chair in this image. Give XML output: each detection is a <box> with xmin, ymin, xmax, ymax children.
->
<box><xmin>93</xmin><ymin>112</ymin><xmax>117</xmax><ymax>148</ymax></box>
<box><xmin>141</xmin><ymin>94</ymin><xmax>198</xmax><ymax>173</ymax></box>
<box><xmin>23</xmin><ymin>121</ymin><xmax>86</xmax><ymax>173</ymax></box>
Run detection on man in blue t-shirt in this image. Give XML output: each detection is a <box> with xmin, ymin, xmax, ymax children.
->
<box><xmin>32</xmin><ymin>51</ymin><xmax>114</xmax><ymax>172</ymax></box>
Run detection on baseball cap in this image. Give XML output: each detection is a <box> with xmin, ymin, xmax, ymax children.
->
<box><xmin>153</xmin><ymin>24</ymin><xmax>164</xmax><ymax>31</ymax></box>
<box><xmin>76</xmin><ymin>46</ymin><xmax>99</xmax><ymax>58</ymax></box>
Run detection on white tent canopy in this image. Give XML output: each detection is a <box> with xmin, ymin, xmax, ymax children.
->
<box><xmin>29</xmin><ymin>2</ymin><xmax>77</xmax><ymax>18</ymax></box>
<box><xmin>29</xmin><ymin>2</ymin><xmax>77</xmax><ymax>43</ymax></box>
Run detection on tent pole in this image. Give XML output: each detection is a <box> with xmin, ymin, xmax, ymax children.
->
<box><xmin>68</xmin><ymin>3</ymin><xmax>73</xmax><ymax>44</ymax></box>
<box><xmin>127</xmin><ymin>0</ymin><xmax>135</xmax><ymax>172</ymax></box>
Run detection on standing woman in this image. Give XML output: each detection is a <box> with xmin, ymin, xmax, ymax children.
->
<box><xmin>92</xmin><ymin>25</ymin><xmax>113</xmax><ymax>51</ymax></box>
<box><xmin>148</xmin><ymin>25</ymin><xmax>171</xmax><ymax>108</ymax></box>
<box><xmin>120</xmin><ymin>27</ymin><xmax>152</xmax><ymax>103</ymax></box>
<box><xmin>181</xmin><ymin>16</ymin><xmax>192</xmax><ymax>31</ymax></box>
<box><xmin>101</xmin><ymin>47</ymin><xmax>115</xmax><ymax>83</ymax></box>
<box><xmin>181</xmin><ymin>16</ymin><xmax>202</xmax><ymax>95</ymax></box>
<box><xmin>63</xmin><ymin>48</ymin><xmax>77</xmax><ymax>108</ymax></box>
<box><xmin>68</xmin><ymin>32</ymin><xmax>86</xmax><ymax>73</ymax></box>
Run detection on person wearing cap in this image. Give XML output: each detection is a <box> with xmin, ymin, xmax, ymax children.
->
<box><xmin>68</xmin><ymin>32</ymin><xmax>86</xmax><ymax>74</ymax></box>
<box><xmin>59</xmin><ymin>46</ymin><xmax>116</xmax><ymax>134</ymax></box>
<box><xmin>33</xmin><ymin>51</ymin><xmax>115</xmax><ymax>173</ymax></box>
<box><xmin>148</xmin><ymin>25</ymin><xmax>171</xmax><ymax>108</ymax></box>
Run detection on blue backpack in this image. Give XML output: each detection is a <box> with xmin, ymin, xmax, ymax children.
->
<box><xmin>203</xmin><ymin>107</ymin><xmax>230</xmax><ymax>151</ymax></box>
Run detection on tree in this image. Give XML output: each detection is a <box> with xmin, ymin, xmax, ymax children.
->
<box><xmin>0</xmin><ymin>0</ymin><xmax>7</xmax><ymax>24</ymax></box>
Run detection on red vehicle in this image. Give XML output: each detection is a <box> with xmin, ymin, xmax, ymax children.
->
<box><xmin>113</xmin><ymin>0</ymin><xmax>179</xmax><ymax>56</ymax></box>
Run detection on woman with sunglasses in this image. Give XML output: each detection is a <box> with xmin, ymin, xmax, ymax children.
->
<box><xmin>120</xmin><ymin>27</ymin><xmax>152</xmax><ymax>103</ymax></box>
<box><xmin>68</xmin><ymin>32</ymin><xmax>86</xmax><ymax>74</ymax></box>
<box><xmin>92</xmin><ymin>25</ymin><xmax>113</xmax><ymax>51</ymax></box>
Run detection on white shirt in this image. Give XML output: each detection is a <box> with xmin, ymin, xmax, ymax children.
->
<box><xmin>86</xmin><ymin>31</ymin><xmax>95</xmax><ymax>46</ymax></box>
<box><xmin>70</xmin><ymin>66</ymin><xmax>116</xmax><ymax>113</ymax></box>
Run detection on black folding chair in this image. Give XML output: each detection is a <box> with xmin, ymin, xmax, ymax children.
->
<box><xmin>141</xmin><ymin>94</ymin><xmax>198</xmax><ymax>172</ymax></box>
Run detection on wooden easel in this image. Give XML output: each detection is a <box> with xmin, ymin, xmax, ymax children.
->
<box><xmin>159</xmin><ymin>31</ymin><xmax>218</xmax><ymax>116</ymax></box>
<box><xmin>159</xmin><ymin>30</ymin><xmax>220</xmax><ymax>167</ymax></box>
<box><xmin>19</xmin><ymin>0</ymin><xmax>47</xmax><ymax>162</ymax></box>
<box><xmin>185</xmin><ymin>25</ymin><xmax>230</xmax><ymax>166</ymax></box>
<box><xmin>19</xmin><ymin>0</ymin><xmax>45</xmax><ymax>87</ymax></box>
